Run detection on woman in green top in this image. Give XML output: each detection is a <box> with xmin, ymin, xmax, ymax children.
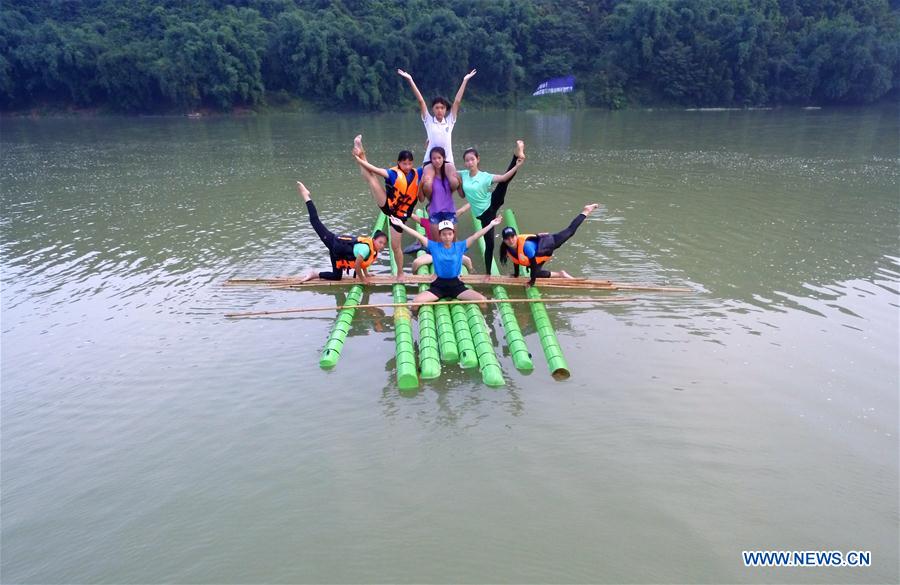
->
<box><xmin>460</xmin><ymin>140</ymin><xmax>525</xmax><ymax>273</ymax></box>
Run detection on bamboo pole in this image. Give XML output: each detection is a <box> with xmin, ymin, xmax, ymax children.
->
<box><xmin>470</xmin><ymin>212</ymin><xmax>533</xmax><ymax>373</ymax></box>
<box><xmin>465</xmin><ymin>301</ymin><xmax>504</xmax><ymax>386</ymax></box>
<box><xmin>412</xmin><ymin>210</ymin><xmax>442</xmax><ymax>379</ymax></box>
<box><xmin>450</xmin><ymin>298</ymin><xmax>478</xmax><ymax>369</ymax></box>
<box><xmin>224</xmin><ymin>275</ymin><xmax>690</xmax><ymax>293</ymax></box>
<box><xmin>318</xmin><ymin>286</ymin><xmax>363</xmax><ymax>368</ymax></box>
<box><xmin>388</xmin><ymin>214</ymin><xmax>418</xmax><ymax>390</ymax></box>
<box><xmin>225</xmin><ymin>296</ymin><xmax>634</xmax><ymax>318</ymax></box>
<box><xmin>318</xmin><ymin>213</ymin><xmax>388</xmax><ymax>369</ymax></box>
<box><xmin>453</xmin><ymin>265</ymin><xmax>483</xmax><ymax>372</ymax></box>
<box><xmin>505</xmin><ymin>209</ymin><xmax>570</xmax><ymax>380</ymax></box>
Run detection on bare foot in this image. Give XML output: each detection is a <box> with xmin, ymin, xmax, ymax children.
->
<box><xmin>395</xmin><ymin>271</ymin><xmax>406</xmax><ymax>283</ymax></box>
<box><xmin>560</xmin><ymin>270</ymin><xmax>574</xmax><ymax>279</ymax></box>
<box><xmin>582</xmin><ymin>203</ymin><xmax>600</xmax><ymax>216</ymax></box>
<box><xmin>514</xmin><ymin>139</ymin><xmax>526</xmax><ymax>160</ymax></box>
<box><xmin>297</xmin><ymin>181</ymin><xmax>311</xmax><ymax>201</ymax></box>
<box><xmin>297</xmin><ymin>268</ymin><xmax>317</xmax><ymax>283</ymax></box>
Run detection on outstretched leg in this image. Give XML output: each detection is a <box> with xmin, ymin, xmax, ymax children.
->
<box><xmin>298</xmin><ymin>182</ymin><xmax>343</xmax><ymax>281</ymax></box>
<box><xmin>445</xmin><ymin>162</ymin><xmax>461</xmax><ymax>191</ymax></box>
<box><xmin>421</xmin><ymin>164</ymin><xmax>435</xmax><ymax>198</ymax></box>
<box><xmin>457</xmin><ymin>287</ymin><xmax>488</xmax><ymax>311</ymax></box>
<box><xmin>411</xmin><ymin>254</ymin><xmax>433</xmax><ymax>273</ymax></box>
<box><xmin>548</xmin><ymin>203</ymin><xmax>600</xmax><ymax>250</ymax></box>
<box><xmin>296</xmin><ymin>268</ymin><xmax>318</xmax><ymax>283</ymax></box>
<box><xmin>298</xmin><ymin>181</ymin><xmax>336</xmax><ymax>247</ymax></box>
<box><xmin>411</xmin><ymin>289</ymin><xmax>439</xmax><ymax>316</ymax></box>
<box><xmin>481</xmin><ymin>141</ymin><xmax>525</xmax><ymax>223</ymax></box>
<box><xmin>353</xmin><ymin>135</ymin><xmax>388</xmax><ymax>208</ymax></box>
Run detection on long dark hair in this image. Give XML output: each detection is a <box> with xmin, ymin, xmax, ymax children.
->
<box><xmin>430</xmin><ymin>146</ymin><xmax>448</xmax><ymax>183</ymax></box>
<box><xmin>498</xmin><ymin>241</ymin><xmax>512</xmax><ymax>265</ymax></box>
<box><xmin>428</xmin><ymin>146</ymin><xmax>450</xmax><ymax>193</ymax></box>
<box><xmin>498</xmin><ymin>227</ymin><xmax>517</xmax><ymax>265</ymax></box>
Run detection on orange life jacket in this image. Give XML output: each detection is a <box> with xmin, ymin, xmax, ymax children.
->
<box><xmin>508</xmin><ymin>234</ymin><xmax>551</xmax><ymax>267</ymax></box>
<box><xmin>385</xmin><ymin>166</ymin><xmax>419</xmax><ymax>219</ymax></box>
<box><xmin>334</xmin><ymin>236</ymin><xmax>377</xmax><ymax>272</ymax></box>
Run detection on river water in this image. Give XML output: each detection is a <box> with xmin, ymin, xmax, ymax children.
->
<box><xmin>1</xmin><ymin>108</ymin><xmax>897</xmax><ymax>583</ymax></box>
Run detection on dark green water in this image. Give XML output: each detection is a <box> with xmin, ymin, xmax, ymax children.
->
<box><xmin>2</xmin><ymin>108</ymin><xmax>897</xmax><ymax>583</ymax></box>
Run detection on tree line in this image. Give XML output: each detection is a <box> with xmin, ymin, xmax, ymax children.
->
<box><xmin>1</xmin><ymin>0</ymin><xmax>897</xmax><ymax>112</ymax></box>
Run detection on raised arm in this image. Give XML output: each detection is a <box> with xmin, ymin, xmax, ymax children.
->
<box><xmin>354</xmin><ymin>255</ymin><xmax>371</xmax><ymax>284</ymax></box>
<box><xmin>397</xmin><ymin>69</ymin><xmax>428</xmax><ymax>119</ymax></box>
<box><xmin>492</xmin><ymin>157</ymin><xmax>524</xmax><ymax>183</ymax></box>
<box><xmin>465</xmin><ymin>215</ymin><xmax>502</xmax><ymax>249</ymax></box>
<box><xmin>451</xmin><ymin>69</ymin><xmax>476</xmax><ymax>120</ymax></box>
<box><xmin>527</xmin><ymin>255</ymin><xmax>540</xmax><ymax>287</ymax></box>
<box><xmin>388</xmin><ymin>215</ymin><xmax>428</xmax><ymax>246</ymax></box>
<box><xmin>353</xmin><ymin>155</ymin><xmax>390</xmax><ymax>179</ymax></box>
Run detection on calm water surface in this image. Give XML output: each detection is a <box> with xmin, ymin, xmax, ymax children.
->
<box><xmin>2</xmin><ymin>108</ymin><xmax>898</xmax><ymax>584</ymax></box>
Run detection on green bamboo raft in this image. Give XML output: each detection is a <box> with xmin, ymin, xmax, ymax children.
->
<box><xmin>231</xmin><ymin>207</ymin><xmax>689</xmax><ymax>387</ymax></box>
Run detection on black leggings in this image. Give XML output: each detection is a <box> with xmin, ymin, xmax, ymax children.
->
<box><xmin>530</xmin><ymin>212</ymin><xmax>587</xmax><ymax>279</ymax></box>
<box><xmin>476</xmin><ymin>155</ymin><xmax>519</xmax><ymax>273</ymax></box>
<box><xmin>546</xmin><ymin>212</ymin><xmax>586</xmax><ymax>251</ymax></box>
<box><xmin>306</xmin><ymin>200</ymin><xmax>344</xmax><ymax>280</ymax></box>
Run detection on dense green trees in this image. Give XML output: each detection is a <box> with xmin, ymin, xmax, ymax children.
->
<box><xmin>1</xmin><ymin>0</ymin><xmax>897</xmax><ymax>112</ymax></box>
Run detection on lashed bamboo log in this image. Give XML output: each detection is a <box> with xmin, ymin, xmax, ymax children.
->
<box><xmin>225</xmin><ymin>296</ymin><xmax>634</xmax><ymax>318</ymax></box>
<box><xmin>224</xmin><ymin>274</ymin><xmax>690</xmax><ymax>293</ymax></box>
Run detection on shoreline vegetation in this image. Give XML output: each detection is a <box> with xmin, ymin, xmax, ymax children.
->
<box><xmin>2</xmin><ymin>97</ymin><xmax>882</xmax><ymax>119</ymax></box>
<box><xmin>3</xmin><ymin>1</ymin><xmax>898</xmax><ymax>116</ymax></box>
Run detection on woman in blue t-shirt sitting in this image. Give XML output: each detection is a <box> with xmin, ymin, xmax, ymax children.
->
<box><xmin>388</xmin><ymin>214</ymin><xmax>502</xmax><ymax>307</ymax></box>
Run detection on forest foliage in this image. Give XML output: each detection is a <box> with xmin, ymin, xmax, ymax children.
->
<box><xmin>1</xmin><ymin>0</ymin><xmax>898</xmax><ymax>112</ymax></box>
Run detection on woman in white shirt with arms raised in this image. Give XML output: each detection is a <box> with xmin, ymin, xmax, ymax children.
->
<box><xmin>397</xmin><ymin>68</ymin><xmax>476</xmax><ymax>199</ymax></box>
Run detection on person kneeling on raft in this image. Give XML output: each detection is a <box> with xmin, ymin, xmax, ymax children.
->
<box><xmin>296</xmin><ymin>181</ymin><xmax>388</xmax><ymax>285</ymax></box>
<box><xmin>388</xmin><ymin>214</ymin><xmax>502</xmax><ymax>308</ymax></box>
<box><xmin>498</xmin><ymin>203</ymin><xmax>601</xmax><ymax>287</ymax></box>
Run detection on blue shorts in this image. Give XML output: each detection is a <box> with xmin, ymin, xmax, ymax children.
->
<box><xmin>429</xmin><ymin>211</ymin><xmax>457</xmax><ymax>225</ymax></box>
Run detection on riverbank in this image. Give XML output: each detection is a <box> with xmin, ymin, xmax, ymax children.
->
<box><xmin>3</xmin><ymin>96</ymin><xmax>888</xmax><ymax>119</ymax></box>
